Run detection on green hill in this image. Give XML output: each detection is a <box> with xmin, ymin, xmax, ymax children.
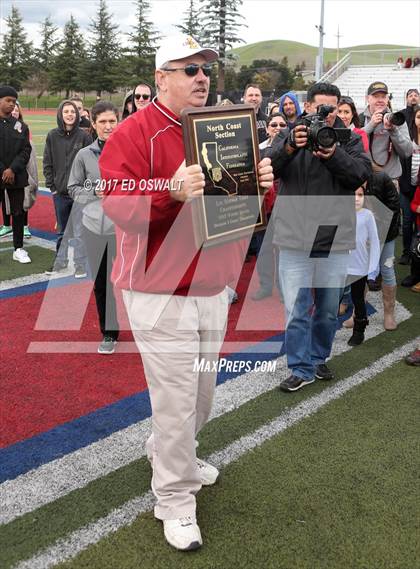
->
<box><xmin>229</xmin><ymin>40</ymin><xmax>419</xmax><ymax>69</ymax></box>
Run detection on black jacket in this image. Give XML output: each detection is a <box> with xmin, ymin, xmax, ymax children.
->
<box><xmin>0</xmin><ymin>115</ymin><xmax>31</xmax><ymax>188</ymax></box>
<box><xmin>401</xmin><ymin>105</ymin><xmax>415</xmax><ymax>126</ymax></box>
<box><xmin>256</xmin><ymin>107</ymin><xmax>268</xmax><ymax>144</ymax></box>
<box><xmin>399</xmin><ymin>143</ymin><xmax>418</xmax><ymax>198</ymax></box>
<box><xmin>366</xmin><ymin>171</ymin><xmax>401</xmax><ymax>243</ymax></box>
<box><xmin>266</xmin><ymin>117</ymin><xmax>372</xmax><ymax>253</ymax></box>
<box><xmin>43</xmin><ymin>101</ymin><xmax>92</xmax><ymax>196</ymax></box>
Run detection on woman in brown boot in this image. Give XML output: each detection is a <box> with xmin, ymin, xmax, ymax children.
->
<box><xmin>365</xmin><ymin>171</ymin><xmax>400</xmax><ymax>331</ymax></box>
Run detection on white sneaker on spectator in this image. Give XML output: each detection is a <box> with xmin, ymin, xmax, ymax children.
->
<box><xmin>163</xmin><ymin>517</ymin><xmax>202</xmax><ymax>550</ymax></box>
<box><xmin>196</xmin><ymin>458</ymin><xmax>219</xmax><ymax>486</ymax></box>
<box><xmin>13</xmin><ymin>248</ymin><xmax>31</xmax><ymax>264</ymax></box>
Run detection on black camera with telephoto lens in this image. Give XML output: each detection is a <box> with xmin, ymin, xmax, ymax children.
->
<box><xmin>382</xmin><ymin>110</ymin><xmax>405</xmax><ymax>127</ymax></box>
<box><xmin>296</xmin><ymin>104</ymin><xmax>351</xmax><ymax>152</ymax></box>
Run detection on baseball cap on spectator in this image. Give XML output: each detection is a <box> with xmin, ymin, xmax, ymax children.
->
<box><xmin>367</xmin><ymin>82</ymin><xmax>388</xmax><ymax>95</ymax></box>
<box><xmin>155</xmin><ymin>34</ymin><xmax>218</xmax><ymax>69</ymax></box>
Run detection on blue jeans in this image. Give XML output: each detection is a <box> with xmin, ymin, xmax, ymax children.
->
<box><xmin>278</xmin><ymin>250</ymin><xmax>349</xmax><ymax>380</ymax></box>
<box><xmin>379</xmin><ymin>239</ymin><xmax>396</xmax><ymax>286</ymax></box>
<box><xmin>53</xmin><ymin>194</ymin><xmax>86</xmax><ymax>267</ymax></box>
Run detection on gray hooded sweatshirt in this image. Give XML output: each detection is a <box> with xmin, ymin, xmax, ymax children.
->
<box><xmin>67</xmin><ymin>139</ymin><xmax>114</xmax><ymax>235</ymax></box>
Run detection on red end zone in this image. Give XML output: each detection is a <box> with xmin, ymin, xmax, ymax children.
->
<box><xmin>0</xmin><ymin>259</ymin><xmax>285</xmax><ymax>448</ymax></box>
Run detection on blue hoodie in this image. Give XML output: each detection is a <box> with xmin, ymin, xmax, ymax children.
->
<box><xmin>278</xmin><ymin>91</ymin><xmax>302</xmax><ymax>128</ymax></box>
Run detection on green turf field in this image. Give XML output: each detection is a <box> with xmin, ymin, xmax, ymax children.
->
<box><xmin>25</xmin><ymin>114</ymin><xmax>57</xmax><ymax>187</ymax></box>
<box><xmin>57</xmin><ymin>362</ymin><xmax>419</xmax><ymax>569</ymax></box>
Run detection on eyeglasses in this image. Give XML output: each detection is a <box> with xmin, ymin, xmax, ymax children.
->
<box><xmin>269</xmin><ymin>122</ymin><xmax>286</xmax><ymax>128</ymax></box>
<box><xmin>161</xmin><ymin>63</ymin><xmax>212</xmax><ymax>77</ymax></box>
<box><xmin>134</xmin><ymin>93</ymin><xmax>150</xmax><ymax>101</ymax></box>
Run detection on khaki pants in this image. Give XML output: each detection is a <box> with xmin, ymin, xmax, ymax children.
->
<box><xmin>123</xmin><ymin>289</ymin><xmax>228</xmax><ymax>520</ymax></box>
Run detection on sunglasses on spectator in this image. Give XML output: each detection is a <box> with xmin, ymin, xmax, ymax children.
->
<box><xmin>269</xmin><ymin>121</ymin><xmax>286</xmax><ymax>128</ymax></box>
<box><xmin>339</xmin><ymin>96</ymin><xmax>354</xmax><ymax>104</ymax></box>
<box><xmin>134</xmin><ymin>93</ymin><xmax>150</xmax><ymax>100</ymax></box>
<box><xmin>161</xmin><ymin>63</ymin><xmax>212</xmax><ymax>77</ymax></box>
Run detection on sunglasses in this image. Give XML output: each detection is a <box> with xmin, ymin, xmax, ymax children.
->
<box><xmin>162</xmin><ymin>63</ymin><xmax>212</xmax><ymax>77</ymax></box>
<box><xmin>339</xmin><ymin>96</ymin><xmax>354</xmax><ymax>104</ymax></box>
<box><xmin>269</xmin><ymin>122</ymin><xmax>286</xmax><ymax>128</ymax></box>
<box><xmin>134</xmin><ymin>93</ymin><xmax>150</xmax><ymax>100</ymax></box>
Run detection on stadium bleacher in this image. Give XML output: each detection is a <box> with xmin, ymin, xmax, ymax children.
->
<box><xmin>334</xmin><ymin>64</ymin><xmax>420</xmax><ymax>110</ymax></box>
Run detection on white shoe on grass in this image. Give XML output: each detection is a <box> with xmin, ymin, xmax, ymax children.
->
<box><xmin>163</xmin><ymin>516</ymin><xmax>202</xmax><ymax>550</ymax></box>
<box><xmin>13</xmin><ymin>248</ymin><xmax>31</xmax><ymax>264</ymax></box>
<box><xmin>196</xmin><ymin>458</ymin><xmax>219</xmax><ymax>486</ymax></box>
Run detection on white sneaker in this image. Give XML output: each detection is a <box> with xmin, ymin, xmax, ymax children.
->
<box><xmin>196</xmin><ymin>458</ymin><xmax>219</xmax><ymax>486</ymax></box>
<box><xmin>163</xmin><ymin>517</ymin><xmax>202</xmax><ymax>550</ymax></box>
<box><xmin>148</xmin><ymin>455</ymin><xmax>219</xmax><ymax>487</ymax></box>
<box><xmin>13</xmin><ymin>248</ymin><xmax>31</xmax><ymax>264</ymax></box>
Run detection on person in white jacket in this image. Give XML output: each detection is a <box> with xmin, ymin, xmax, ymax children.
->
<box><xmin>346</xmin><ymin>186</ymin><xmax>381</xmax><ymax>346</ymax></box>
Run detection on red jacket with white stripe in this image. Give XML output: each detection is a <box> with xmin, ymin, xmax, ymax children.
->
<box><xmin>99</xmin><ymin>99</ymin><xmax>246</xmax><ymax>295</ymax></box>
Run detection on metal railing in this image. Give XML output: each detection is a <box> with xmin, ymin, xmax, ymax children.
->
<box><xmin>320</xmin><ymin>52</ymin><xmax>351</xmax><ymax>83</ymax></box>
<box><xmin>320</xmin><ymin>48</ymin><xmax>420</xmax><ymax>83</ymax></box>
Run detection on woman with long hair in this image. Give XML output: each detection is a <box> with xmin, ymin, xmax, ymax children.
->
<box><xmin>337</xmin><ymin>96</ymin><xmax>369</xmax><ymax>152</ymax></box>
<box><xmin>399</xmin><ymin>104</ymin><xmax>420</xmax><ymax>274</ymax></box>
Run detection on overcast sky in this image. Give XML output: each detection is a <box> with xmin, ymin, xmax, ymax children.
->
<box><xmin>1</xmin><ymin>0</ymin><xmax>420</xmax><ymax>51</ymax></box>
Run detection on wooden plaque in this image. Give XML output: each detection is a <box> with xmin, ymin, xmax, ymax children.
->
<box><xmin>181</xmin><ymin>104</ymin><xmax>266</xmax><ymax>248</ymax></box>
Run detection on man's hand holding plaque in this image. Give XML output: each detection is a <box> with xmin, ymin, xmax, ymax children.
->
<box><xmin>257</xmin><ymin>157</ymin><xmax>273</xmax><ymax>192</ymax></box>
<box><xmin>170</xmin><ymin>160</ymin><xmax>205</xmax><ymax>203</ymax></box>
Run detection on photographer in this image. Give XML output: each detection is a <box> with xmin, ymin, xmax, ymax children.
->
<box><xmin>359</xmin><ymin>82</ymin><xmax>412</xmax><ymax>183</ymax></box>
<box><xmin>267</xmin><ymin>82</ymin><xmax>371</xmax><ymax>392</ymax></box>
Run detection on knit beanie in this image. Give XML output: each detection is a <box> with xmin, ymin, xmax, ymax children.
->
<box><xmin>0</xmin><ymin>85</ymin><xmax>18</xmax><ymax>99</ymax></box>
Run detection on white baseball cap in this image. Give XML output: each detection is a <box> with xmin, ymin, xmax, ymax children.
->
<box><xmin>155</xmin><ymin>34</ymin><xmax>218</xmax><ymax>70</ymax></box>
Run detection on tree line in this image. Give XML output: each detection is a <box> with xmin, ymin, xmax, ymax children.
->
<box><xmin>0</xmin><ymin>0</ymin><xmax>307</xmax><ymax>99</ymax></box>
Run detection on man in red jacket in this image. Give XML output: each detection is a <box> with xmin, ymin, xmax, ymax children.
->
<box><xmin>99</xmin><ymin>34</ymin><xmax>273</xmax><ymax>551</ymax></box>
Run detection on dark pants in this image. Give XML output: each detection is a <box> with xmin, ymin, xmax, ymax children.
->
<box><xmin>410</xmin><ymin>255</ymin><xmax>420</xmax><ymax>282</ymax></box>
<box><xmin>0</xmin><ymin>185</ymin><xmax>24</xmax><ymax>249</ymax></box>
<box><xmin>83</xmin><ymin>225</ymin><xmax>119</xmax><ymax>340</ymax></box>
<box><xmin>400</xmin><ymin>191</ymin><xmax>416</xmax><ymax>255</ymax></box>
<box><xmin>53</xmin><ymin>194</ymin><xmax>73</xmax><ymax>265</ymax></box>
<box><xmin>348</xmin><ymin>275</ymin><xmax>368</xmax><ymax>320</ymax></box>
<box><xmin>2</xmin><ymin>197</ymin><xmax>28</xmax><ymax>226</ymax></box>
